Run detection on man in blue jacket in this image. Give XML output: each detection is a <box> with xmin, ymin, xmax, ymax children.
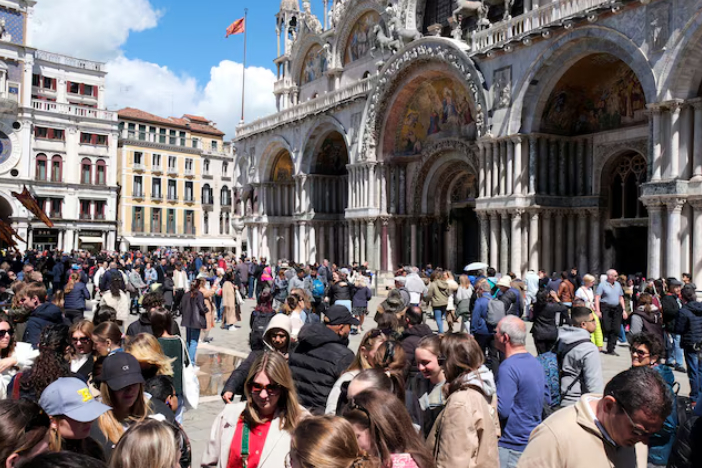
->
<box><xmin>20</xmin><ymin>282</ymin><xmax>64</xmax><ymax>348</ymax></box>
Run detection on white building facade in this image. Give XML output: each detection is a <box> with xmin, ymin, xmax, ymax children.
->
<box><xmin>233</xmin><ymin>0</ymin><xmax>702</xmax><ymax>285</ymax></box>
<box><xmin>0</xmin><ymin>0</ymin><xmax>118</xmax><ymax>252</ymax></box>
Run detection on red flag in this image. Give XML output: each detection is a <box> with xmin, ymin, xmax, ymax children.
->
<box><xmin>226</xmin><ymin>18</ymin><xmax>245</xmax><ymax>37</ymax></box>
<box><xmin>12</xmin><ymin>186</ymin><xmax>54</xmax><ymax>228</ymax></box>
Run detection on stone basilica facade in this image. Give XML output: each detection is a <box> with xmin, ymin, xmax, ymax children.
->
<box><xmin>233</xmin><ymin>0</ymin><xmax>702</xmax><ymax>284</ymax></box>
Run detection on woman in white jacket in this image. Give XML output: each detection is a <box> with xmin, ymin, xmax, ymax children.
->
<box><xmin>99</xmin><ymin>276</ymin><xmax>130</xmax><ymax>328</ymax></box>
<box><xmin>202</xmin><ymin>352</ymin><xmax>307</xmax><ymax>468</ymax></box>
<box><xmin>0</xmin><ymin>313</ymin><xmax>39</xmax><ymax>399</ymax></box>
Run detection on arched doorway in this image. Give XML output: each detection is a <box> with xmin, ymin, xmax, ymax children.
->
<box><xmin>604</xmin><ymin>151</ymin><xmax>648</xmax><ymax>275</ymax></box>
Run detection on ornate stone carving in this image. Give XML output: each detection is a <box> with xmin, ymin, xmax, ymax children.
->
<box><xmin>492</xmin><ymin>66</ymin><xmax>511</xmax><ymax>110</ymax></box>
<box><xmin>360</xmin><ymin>41</ymin><xmax>487</xmax><ymax>161</ymax></box>
<box><xmin>302</xmin><ymin>0</ymin><xmax>323</xmax><ymax>34</ymax></box>
<box><xmin>647</xmin><ymin>0</ymin><xmax>670</xmax><ymax>51</ymax></box>
<box><xmin>592</xmin><ymin>138</ymin><xmax>648</xmax><ymax>195</ymax></box>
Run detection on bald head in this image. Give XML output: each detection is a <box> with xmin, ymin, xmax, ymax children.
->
<box><xmin>497</xmin><ymin>315</ymin><xmax>527</xmax><ymax>346</ymax></box>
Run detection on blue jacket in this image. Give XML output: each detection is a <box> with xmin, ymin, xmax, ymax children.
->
<box><xmin>23</xmin><ymin>302</ymin><xmax>64</xmax><ymax>348</ymax></box>
<box><xmin>51</xmin><ymin>262</ymin><xmax>64</xmax><ymax>285</ymax></box>
<box><xmin>648</xmin><ymin>364</ymin><xmax>677</xmax><ymax>465</ymax></box>
<box><xmin>64</xmin><ymin>282</ymin><xmax>90</xmax><ymax>311</ymax></box>
<box><xmin>674</xmin><ymin>300</ymin><xmax>702</xmax><ymax>348</ymax></box>
<box><xmin>471</xmin><ymin>292</ymin><xmax>493</xmax><ymax>335</ymax></box>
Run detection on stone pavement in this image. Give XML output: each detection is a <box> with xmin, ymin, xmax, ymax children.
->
<box><xmin>170</xmin><ymin>296</ymin><xmax>689</xmax><ymax>466</ymax></box>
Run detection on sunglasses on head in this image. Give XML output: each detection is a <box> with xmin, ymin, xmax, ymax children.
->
<box><xmin>0</xmin><ymin>329</ymin><xmax>13</xmax><ymax>338</ymax></box>
<box><xmin>249</xmin><ymin>382</ymin><xmax>282</xmax><ymax>395</ymax></box>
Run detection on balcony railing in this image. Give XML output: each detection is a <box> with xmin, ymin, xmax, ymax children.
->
<box><xmin>95</xmin><ymin>214</ymin><xmax>105</xmax><ymax>220</ymax></box>
<box><xmin>32</xmin><ymin>99</ymin><xmax>117</xmax><ymax>121</ymax></box>
<box><xmin>79</xmin><ymin>213</ymin><xmax>92</xmax><ymax>220</ymax></box>
<box><xmin>151</xmin><ymin>193</ymin><xmax>163</xmax><ymax>201</ymax></box>
<box><xmin>184</xmin><ymin>195</ymin><xmax>195</xmax><ymax>203</ymax></box>
<box><xmin>152</xmin><ymin>165</ymin><xmax>163</xmax><ymax>173</ymax></box>
<box><xmin>167</xmin><ymin>194</ymin><xmax>178</xmax><ymax>202</ymax></box>
<box><xmin>133</xmin><ymin>163</ymin><xmax>145</xmax><ymax>171</ymax></box>
<box><xmin>132</xmin><ymin>191</ymin><xmax>144</xmax><ymax>198</ymax></box>
<box><xmin>35</xmin><ymin>50</ymin><xmax>105</xmax><ymax>72</ymax></box>
<box><xmin>184</xmin><ymin>168</ymin><xmax>194</xmax><ymax>176</ymax></box>
<box><xmin>167</xmin><ymin>166</ymin><xmax>178</xmax><ymax>175</ymax></box>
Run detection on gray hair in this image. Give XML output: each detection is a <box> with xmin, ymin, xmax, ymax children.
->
<box><xmin>499</xmin><ymin>315</ymin><xmax>527</xmax><ymax>346</ymax></box>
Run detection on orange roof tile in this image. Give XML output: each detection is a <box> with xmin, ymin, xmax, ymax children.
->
<box><xmin>118</xmin><ymin>107</ymin><xmax>225</xmax><ymax>136</ymax></box>
<box><xmin>183</xmin><ymin>114</ymin><xmax>210</xmax><ymax>123</ymax></box>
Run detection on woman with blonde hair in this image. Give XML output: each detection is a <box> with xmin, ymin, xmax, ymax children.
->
<box><xmin>124</xmin><ymin>333</ymin><xmax>174</xmax><ymax>381</ymax></box>
<box><xmin>575</xmin><ymin>274</ymin><xmax>604</xmax><ymax>350</ymax></box>
<box><xmin>108</xmin><ymin>419</ymin><xmax>179</xmax><ymax>468</ymax></box>
<box><xmin>326</xmin><ymin>329</ymin><xmax>387</xmax><ymax>414</ymax></box>
<box><xmin>427</xmin><ymin>333</ymin><xmax>498</xmax><ymax>468</ymax></box>
<box><xmin>69</xmin><ymin>320</ymin><xmax>95</xmax><ymax>380</ymax></box>
<box><xmin>289</xmin><ymin>415</ymin><xmax>381</xmax><ymax>468</ymax></box>
<box><xmin>203</xmin><ymin>351</ymin><xmax>305</xmax><ymax>468</ymax></box>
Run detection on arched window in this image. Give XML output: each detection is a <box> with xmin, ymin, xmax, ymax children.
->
<box><xmin>221</xmin><ymin>186</ymin><xmax>231</xmax><ymax>206</ymax></box>
<box><xmin>51</xmin><ymin>155</ymin><xmax>62</xmax><ymax>182</ymax></box>
<box><xmin>80</xmin><ymin>158</ymin><xmax>92</xmax><ymax>184</ymax></box>
<box><xmin>95</xmin><ymin>159</ymin><xmax>106</xmax><ymax>185</ymax></box>
<box><xmin>35</xmin><ymin>153</ymin><xmax>47</xmax><ymax>181</ymax></box>
<box><xmin>202</xmin><ymin>184</ymin><xmax>212</xmax><ymax>204</ymax></box>
<box><xmin>609</xmin><ymin>153</ymin><xmax>647</xmax><ymax>219</ymax></box>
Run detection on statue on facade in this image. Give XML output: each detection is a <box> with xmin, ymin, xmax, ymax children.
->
<box><xmin>302</xmin><ymin>0</ymin><xmax>323</xmax><ymax>34</ymax></box>
<box><xmin>386</xmin><ymin>10</ymin><xmax>422</xmax><ymax>47</ymax></box>
<box><xmin>0</xmin><ymin>19</ymin><xmax>12</xmax><ymax>42</ymax></box>
<box><xmin>370</xmin><ymin>23</ymin><xmax>401</xmax><ymax>55</ymax></box>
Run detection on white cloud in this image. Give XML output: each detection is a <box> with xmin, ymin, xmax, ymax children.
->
<box><xmin>30</xmin><ymin>0</ymin><xmax>161</xmax><ymax>61</ymax></box>
<box><xmin>31</xmin><ymin>0</ymin><xmax>277</xmax><ymax>138</ymax></box>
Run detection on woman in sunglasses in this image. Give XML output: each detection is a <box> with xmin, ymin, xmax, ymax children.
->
<box><xmin>69</xmin><ymin>321</ymin><xmax>95</xmax><ymax>381</ymax></box>
<box><xmin>0</xmin><ymin>399</ymin><xmax>50</xmax><ymax>467</ymax></box>
<box><xmin>203</xmin><ymin>352</ymin><xmax>305</xmax><ymax>468</ymax></box>
<box><xmin>0</xmin><ymin>312</ymin><xmax>39</xmax><ymax>399</ymax></box>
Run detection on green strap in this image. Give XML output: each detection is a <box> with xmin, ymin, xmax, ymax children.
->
<box><xmin>241</xmin><ymin>422</ymin><xmax>250</xmax><ymax>468</ymax></box>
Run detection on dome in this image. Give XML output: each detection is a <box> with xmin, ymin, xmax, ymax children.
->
<box><xmin>280</xmin><ymin>0</ymin><xmax>300</xmax><ymax>11</ymax></box>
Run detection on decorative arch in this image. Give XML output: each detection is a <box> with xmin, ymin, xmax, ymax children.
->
<box><xmin>357</xmin><ymin>38</ymin><xmax>488</xmax><ymax>164</ymax></box>
<box><xmin>258</xmin><ymin>135</ymin><xmax>294</xmax><ymax>182</ymax></box>
<box><xmin>270</xmin><ymin>150</ymin><xmax>294</xmax><ymax>182</ymax></box>
<box><xmin>299</xmin><ymin>115</ymin><xmax>349</xmax><ymax>174</ymax></box>
<box><xmin>593</xmin><ymin>137</ymin><xmax>648</xmax><ymax>195</ymax></box>
<box><xmin>659</xmin><ymin>9</ymin><xmax>702</xmax><ymax>100</ymax></box>
<box><xmin>332</xmin><ymin>2</ymin><xmax>385</xmax><ymax>68</ymax></box>
<box><xmin>292</xmin><ymin>37</ymin><xmax>328</xmax><ymax>87</ymax></box>
<box><xmin>411</xmin><ymin>138</ymin><xmax>478</xmax><ymax>214</ymax></box>
<box><xmin>510</xmin><ymin>26</ymin><xmax>658</xmax><ymax>135</ymax></box>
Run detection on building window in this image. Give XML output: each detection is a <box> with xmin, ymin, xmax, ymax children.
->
<box><xmin>192</xmin><ymin>137</ymin><xmax>199</xmax><ymax>149</ymax></box>
<box><xmin>152</xmin><ymin>178</ymin><xmax>161</xmax><ymax>198</ymax></box>
<box><xmin>132</xmin><ymin>206</ymin><xmax>144</xmax><ymax>232</ymax></box>
<box><xmin>152</xmin><ymin>153</ymin><xmax>161</xmax><ymax>168</ymax></box>
<box><xmin>203</xmin><ymin>159</ymin><xmax>210</xmax><ymax>174</ymax></box>
<box><xmin>36</xmin><ymin>154</ymin><xmax>47</xmax><ymax>180</ymax></box>
<box><xmin>222</xmin><ymin>162</ymin><xmax>229</xmax><ymax>176</ymax></box>
<box><xmin>68</xmin><ymin>82</ymin><xmax>80</xmax><ymax>94</ymax></box>
<box><xmin>169</xmin><ymin>130</ymin><xmax>176</xmax><ymax>145</ymax></box>
<box><xmin>167</xmin><ymin>209</ymin><xmax>176</xmax><ymax>234</ymax></box>
<box><xmin>32</xmin><ymin>74</ymin><xmax>40</xmax><ymax>87</ymax></box>
<box><xmin>151</xmin><ymin>208</ymin><xmax>161</xmax><ymax>233</ymax></box>
<box><xmin>95</xmin><ymin>200</ymin><xmax>105</xmax><ymax>220</ymax></box>
<box><xmin>185</xmin><ymin>181</ymin><xmax>194</xmax><ymax>202</ymax></box>
<box><xmin>34</xmin><ymin>127</ymin><xmax>64</xmax><ymax>140</ymax></box>
<box><xmin>203</xmin><ymin>212</ymin><xmax>209</xmax><ymax>234</ymax></box>
<box><xmin>50</xmin><ymin>155</ymin><xmax>62</xmax><ymax>182</ymax></box>
<box><xmin>211</xmin><ymin>140</ymin><xmax>218</xmax><ymax>151</ymax></box>
<box><xmin>167</xmin><ymin>179</ymin><xmax>177</xmax><ymax>200</ymax></box>
<box><xmin>159</xmin><ymin>128</ymin><xmax>166</xmax><ymax>144</ymax></box>
<box><xmin>609</xmin><ymin>153</ymin><xmax>648</xmax><ymax>220</ymax></box>
<box><xmin>185</xmin><ymin>210</ymin><xmax>195</xmax><ymax>235</ymax></box>
<box><xmin>202</xmin><ymin>184</ymin><xmax>212</xmax><ymax>204</ymax></box>
<box><xmin>80</xmin><ymin>200</ymin><xmax>92</xmax><ymax>220</ymax></box>
<box><xmin>80</xmin><ymin>133</ymin><xmax>108</xmax><ymax>146</ymax></box>
<box><xmin>133</xmin><ymin>176</ymin><xmax>143</xmax><ymax>197</ymax></box>
<box><xmin>50</xmin><ymin>198</ymin><xmax>62</xmax><ymax>218</ymax></box>
<box><xmin>95</xmin><ymin>160</ymin><xmax>106</xmax><ymax>185</ymax></box>
<box><xmin>138</xmin><ymin>125</ymin><xmax>146</xmax><ymax>141</ymax></box>
<box><xmin>80</xmin><ymin>158</ymin><xmax>92</xmax><ymax>184</ymax></box>
<box><xmin>168</xmin><ymin>156</ymin><xmax>176</xmax><ymax>171</ymax></box>
<box><xmin>220</xmin><ymin>186</ymin><xmax>231</xmax><ymax>206</ymax></box>
<box><xmin>133</xmin><ymin>152</ymin><xmax>143</xmax><ymax>165</ymax></box>
<box><xmin>179</xmin><ymin>131</ymin><xmax>186</xmax><ymax>146</ymax></box>
<box><xmin>83</xmin><ymin>84</ymin><xmax>94</xmax><ymax>96</ymax></box>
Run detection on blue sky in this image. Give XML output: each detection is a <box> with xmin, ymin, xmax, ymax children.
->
<box><xmin>30</xmin><ymin>0</ymin><xmax>328</xmax><ymax>137</ymax></box>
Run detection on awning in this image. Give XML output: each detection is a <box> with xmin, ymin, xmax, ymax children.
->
<box><xmin>79</xmin><ymin>236</ymin><xmax>104</xmax><ymax>243</ymax></box>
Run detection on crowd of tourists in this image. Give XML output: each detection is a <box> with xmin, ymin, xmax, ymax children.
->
<box><xmin>0</xmin><ymin>247</ymin><xmax>700</xmax><ymax>468</ymax></box>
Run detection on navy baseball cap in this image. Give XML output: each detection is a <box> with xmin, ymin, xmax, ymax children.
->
<box><xmin>39</xmin><ymin>377</ymin><xmax>111</xmax><ymax>422</ymax></box>
<box><xmin>101</xmin><ymin>352</ymin><xmax>145</xmax><ymax>391</ymax></box>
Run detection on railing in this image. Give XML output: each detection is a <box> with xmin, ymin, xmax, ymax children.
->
<box><xmin>132</xmin><ymin>191</ymin><xmax>144</xmax><ymax>198</ymax></box>
<box><xmin>95</xmin><ymin>214</ymin><xmax>105</xmax><ymax>220</ymax></box>
<box><xmin>79</xmin><ymin>214</ymin><xmax>91</xmax><ymax>220</ymax></box>
<box><xmin>167</xmin><ymin>194</ymin><xmax>178</xmax><ymax>202</ymax></box>
<box><xmin>133</xmin><ymin>163</ymin><xmax>145</xmax><ymax>171</ymax></box>
<box><xmin>167</xmin><ymin>167</ymin><xmax>178</xmax><ymax>175</ymax></box>
<box><xmin>236</xmin><ymin>76</ymin><xmax>377</xmax><ymax>139</ymax></box>
<box><xmin>151</xmin><ymin>193</ymin><xmax>163</xmax><ymax>201</ymax></box>
<box><xmin>35</xmin><ymin>50</ymin><xmax>104</xmax><ymax>72</ymax></box>
<box><xmin>184</xmin><ymin>168</ymin><xmax>194</xmax><ymax>176</ymax></box>
<box><xmin>152</xmin><ymin>165</ymin><xmax>163</xmax><ymax>173</ymax></box>
<box><xmin>471</xmin><ymin>0</ymin><xmax>612</xmax><ymax>50</ymax></box>
<box><xmin>184</xmin><ymin>195</ymin><xmax>196</xmax><ymax>203</ymax></box>
<box><xmin>32</xmin><ymin>99</ymin><xmax>117</xmax><ymax>121</ymax></box>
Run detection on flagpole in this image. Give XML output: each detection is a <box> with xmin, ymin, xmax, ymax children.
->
<box><xmin>240</xmin><ymin>8</ymin><xmax>248</xmax><ymax>124</ymax></box>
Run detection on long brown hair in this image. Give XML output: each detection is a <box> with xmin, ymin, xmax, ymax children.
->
<box><xmin>0</xmin><ymin>400</ymin><xmax>50</xmax><ymax>466</ymax></box>
<box><xmin>0</xmin><ymin>313</ymin><xmax>16</xmax><ymax>359</ymax></box>
<box><xmin>343</xmin><ymin>389</ymin><xmax>435</xmax><ymax>468</ymax></box>
<box><xmin>64</xmin><ymin>272</ymin><xmax>81</xmax><ymax>295</ymax></box>
<box><xmin>347</xmin><ymin>329</ymin><xmax>387</xmax><ymax>372</ymax></box>
<box><xmin>440</xmin><ymin>333</ymin><xmax>484</xmax><ymax>394</ymax></box>
<box><xmin>292</xmin><ymin>416</ymin><xmax>381</xmax><ymax>468</ymax></box>
<box><xmin>243</xmin><ymin>352</ymin><xmax>301</xmax><ymax>432</ymax></box>
<box><xmin>97</xmin><ymin>382</ymin><xmax>151</xmax><ymax>443</ymax></box>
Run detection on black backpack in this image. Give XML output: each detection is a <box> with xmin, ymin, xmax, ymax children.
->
<box><xmin>249</xmin><ymin>311</ymin><xmax>276</xmax><ymax>351</ymax></box>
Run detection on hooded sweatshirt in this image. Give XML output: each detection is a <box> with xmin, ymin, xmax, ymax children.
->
<box><xmin>427</xmin><ymin>279</ymin><xmax>451</xmax><ymax>307</ymax></box>
<box><xmin>288</xmin><ymin>322</ymin><xmax>355</xmax><ymax>411</ymax></box>
<box><xmin>675</xmin><ymin>299</ymin><xmax>702</xmax><ymax>348</ymax></box>
<box><xmin>558</xmin><ymin>326</ymin><xmax>604</xmax><ymax>406</ymax></box>
<box><xmin>630</xmin><ymin>304</ymin><xmax>663</xmax><ymax>339</ymax></box>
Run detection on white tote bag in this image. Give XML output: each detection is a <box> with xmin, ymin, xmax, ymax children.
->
<box><xmin>179</xmin><ymin>337</ymin><xmax>200</xmax><ymax>410</ymax></box>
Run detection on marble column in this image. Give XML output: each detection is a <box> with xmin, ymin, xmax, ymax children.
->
<box><xmin>549</xmin><ymin>139</ymin><xmax>557</xmax><ymax>196</ymax></box>
<box><xmin>353</xmin><ymin>221</ymin><xmax>361</xmax><ymax>263</ymax></box>
<box><xmin>366</xmin><ymin>219</ymin><xmax>376</xmax><ymax>270</ymax></box>
<box><xmin>506</xmin><ymin>140</ymin><xmax>514</xmax><ymax>196</ymax></box>
<box><xmin>692</xmin><ymin>99</ymin><xmax>702</xmax><ymax>180</ymax></box>
<box><xmin>567</xmin><ymin>212</ymin><xmax>576</xmax><ymax>269</ymax></box>
<box><xmin>576</xmin><ymin>139</ymin><xmax>584</xmax><ymax>196</ymax></box>
<box><xmin>647</xmin><ymin>203</ymin><xmax>663</xmax><ymax>279</ymax></box>
<box><xmin>511</xmin><ymin>210</ymin><xmax>523</xmax><ymax>275</ymax></box>
<box><xmin>576</xmin><ymin>211</ymin><xmax>588</xmax><ymax>274</ymax></box>
<box><xmin>410</xmin><ymin>220</ymin><xmax>418</xmax><ymax>266</ymax></box>
<box><xmin>492</xmin><ymin>142</ymin><xmax>500</xmax><ymax>196</ymax></box>
<box><xmin>479</xmin><ymin>213</ymin><xmax>489</xmax><ymax>265</ymax></box>
<box><xmin>541</xmin><ymin>210</ymin><xmax>552</xmax><ymax>274</ymax></box>
<box><xmin>387</xmin><ymin>219</ymin><xmax>396</xmax><ymax>272</ymax></box>
<box><xmin>649</xmin><ymin>104</ymin><xmax>663</xmax><ymax>181</ymax></box>
<box><xmin>347</xmin><ymin>221</ymin><xmax>354</xmax><ymax>264</ymax></box>
<box><xmin>584</xmin><ymin>138</ymin><xmax>593</xmax><ymax>195</ymax></box>
<box><xmin>381</xmin><ymin>218</ymin><xmax>388</xmax><ymax>270</ymax></box>
<box><xmin>398</xmin><ymin>167</ymin><xmax>406</xmax><ymax>214</ymax></box>
<box><xmin>308</xmin><ymin>224</ymin><xmax>316</xmax><ymax>264</ymax></box>
<box><xmin>489</xmin><ymin>212</ymin><xmax>499</xmax><ymax>269</ymax></box>
<box><xmin>691</xmin><ymin>200</ymin><xmax>702</xmax><ymax>287</ymax></box>
<box><xmin>558</xmin><ymin>140</ymin><xmax>567</xmax><ymax>196</ymax></box>
<box><xmin>500</xmin><ymin>212</ymin><xmax>510</xmax><ymax>274</ymax></box>
<box><xmin>539</xmin><ymin>137</ymin><xmax>548</xmax><ymax>194</ymax></box>
<box><xmin>389</xmin><ymin>166</ymin><xmax>397</xmax><ymax>214</ymax></box>
<box><xmin>486</xmin><ymin>143</ymin><xmax>494</xmax><ymax>197</ymax></box>
<box><xmin>298</xmin><ymin>222</ymin><xmax>307</xmax><ymax>263</ymax></box>
<box><xmin>513</xmin><ymin>136</ymin><xmax>523</xmax><ymax>195</ymax></box>
<box><xmin>479</xmin><ymin>145</ymin><xmax>486</xmax><ymax>198</ymax></box>
<box><xmin>528</xmin><ymin>136</ymin><xmax>537</xmax><ymax>195</ymax></box>
<box><xmin>554</xmin><ymin>211</ymin><xmax>564</xmax><ymax>272</ymax></box>
<box><xmin>668</xmin><ymin>101</ymin><xmax>683</xmax><ymax>180</ymax></box>
<box><xmin>666</xmin><ymin>199</ymin><xmax>684</xmax><ymax>277</ymax></box>
<box><xmin>529</xmin><ymin>211</ymin><xmax>539</xmax><ymax>271</ymax></box>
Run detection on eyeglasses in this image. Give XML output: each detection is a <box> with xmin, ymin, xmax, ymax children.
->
<box><xmin>617</xmin><ymin>400</ymin><xmax>653</xmax><ymax>438</ymax></box>
<box><xmin>249</xmin><ymin>382</ymin><xmax>282</xmax><ymax>395</ymax></box>
<box><xmin>0</xmin><ymin>329</ymin><xmax>13</xmax><ymax>338</ymax></box>
<box><xmin>630</xmin><ymin>348</ymin><xmax>650</xmax><ymax>359</ymax></box>
<box><xmin>72</xmin><ymin>337</ymin><xmax>92</xmax><ymax>344</ymax></box>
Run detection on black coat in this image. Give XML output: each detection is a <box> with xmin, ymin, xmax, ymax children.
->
<box><xmin>675</xmin><ymin>300</ymin><xmax>702</xmax><ymax>348</ymax></box>
<box><xmin>661</xmin><ymin>294</ymin><xmax>682</xmax><ymax>329</ymax></box>
<box><xmin>531</xmin><ymin>302</ymin><xmax>568</xmax><ymax>341</ymax></box>
<box><xmin>23</xmin><ymin>302</ymin><xmax>64</xmax><ymax>348</ymax></box>
<box><xmin>288</xmin><ymin>323</ymin><xmax>355</xmax><ymax>412</ymax></box>
<box><xmin>325</xmin><ymin>281</ymin><xmax>354</xmax><ymax>303</ymax></box>
<box><xmin>126</xmin><ymin>313</ymin><xmax>181</xmax><ymax>337</ymax></box>
<box><xmin>180</xmin><ymin>291</ymin><xmax>207</xmax><ymax>329</ymax></box>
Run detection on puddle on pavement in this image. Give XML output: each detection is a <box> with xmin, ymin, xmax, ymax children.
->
<box><xmin>196</xmin><ymin>351</ymin><xmax>245</xmax><ymax>396</ymax></box>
